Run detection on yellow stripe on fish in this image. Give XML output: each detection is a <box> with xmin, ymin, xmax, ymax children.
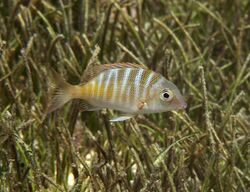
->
<box><xmin>47</xmin><ymin>63</ymin><xmax>187</xmax><ymax>122</ymax></box>
<box><xmin>83</xmin><ymin>68</ymin><xmax>160</xmax><ymax>105</ymax></box>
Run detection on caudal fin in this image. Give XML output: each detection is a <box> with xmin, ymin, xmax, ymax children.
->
<box><xmin>46</xmin><ymin>69</ymin><xmax>78</xmax><ymax>113</ymax></box>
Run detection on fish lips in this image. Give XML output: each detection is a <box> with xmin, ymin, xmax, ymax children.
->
<box><xmin>180</xmin><ymin>100</ymin><xmax>187</xmax><ymax>109</ymax></box>
<box><xmin>173</xmin><ymin>97</ymin><xmax>187</xmax><ymax>110</ymax></box>
<box><xmin>170</xmin><ymin>89</ymin><xmax>187</xmax><ymax>110</ymax></box>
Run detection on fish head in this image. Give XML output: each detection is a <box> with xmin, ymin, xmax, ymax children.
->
<box><xmin>148</xmin><ymin>78</ymin><xmax>187</xmax><ymax>112</ymax></box>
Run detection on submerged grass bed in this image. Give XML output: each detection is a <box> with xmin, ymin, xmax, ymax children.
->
<box><xmin>0</xmin><ymin>0</ymin><xmax>249</xmax><ymax>191</ymax></box>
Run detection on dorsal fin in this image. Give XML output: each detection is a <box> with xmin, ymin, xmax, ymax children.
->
<box><xmin>81</xmin><ymin>62</ymin><xmax>101</xmax><ymax>83</ymax></box>
<box><xmin>100</xmin><ymin>63</ymin><xmax>148</xmax><ymax>70</ymax></box>
<box><xmin>82</xmin><ymin>62</ymin><xmax>148</xmax><ymax>83</ymax></box>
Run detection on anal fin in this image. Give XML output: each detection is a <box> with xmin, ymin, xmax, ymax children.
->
<box><xmin>77</xmin><ymin>100</ymin><xmax>101</xmax><ymax>112</ymax></box>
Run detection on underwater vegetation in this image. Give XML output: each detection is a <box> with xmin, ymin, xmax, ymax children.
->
<box><xmin>0</xmin><ymin>0</ymin><xmax>249</xmax><ymax>191</ymax></box>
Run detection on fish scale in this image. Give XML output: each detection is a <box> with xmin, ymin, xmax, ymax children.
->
<box><xmin>83</xmin><ymin>68</ymin><xmax>160</xmax><ymax>109</ymax></box>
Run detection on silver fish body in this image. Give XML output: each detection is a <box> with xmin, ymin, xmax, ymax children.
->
<box><xmin>47</xmin><ymin>63</ymin><xmax>187</xmax><ymax>121</ymax></box>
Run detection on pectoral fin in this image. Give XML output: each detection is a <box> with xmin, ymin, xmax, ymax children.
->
<box><xmin>137</xmin><ymin>100</ymin><xmax>148</xmax><ymax>110</ymax></box>
<box><xmin>110</xmin><ymin>115</ymin><xmax>134</xmax><ymax>122</ymax></box>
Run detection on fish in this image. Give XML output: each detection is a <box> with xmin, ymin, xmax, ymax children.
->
<box><xmin>47</xmin><ymin>63</ymin><xmax>187</xmax><ymax>122</ymax></box>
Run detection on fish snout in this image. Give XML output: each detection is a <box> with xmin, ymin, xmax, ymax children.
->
<box><xmin>177</xmin><ymin>94</ymin><xmax>187</xmax><ymax>109</ymax></box>
<box><xmin>177</xmin><ymin>99</ymin><xmax>187</xmax><ymax>109</ymax></box>
<box><xmin>181</xmin><ymin>101</ymin><xmax>187</xmax><ymax>109</ymax></box>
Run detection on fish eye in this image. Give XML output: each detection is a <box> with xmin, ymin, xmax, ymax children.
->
<box><xmin>160</xmin><ymin>90</ymin><xmax>173</xmax><ymax>101</ymax></box>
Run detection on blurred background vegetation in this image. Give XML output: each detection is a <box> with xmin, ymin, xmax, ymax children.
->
<box><xmin>0</xmin><ymin>0</ymin><xmax>249</xmax><ymax>191</ymax></box>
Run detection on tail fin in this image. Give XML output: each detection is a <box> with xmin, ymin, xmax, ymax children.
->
<box><xmin>46</xmin><ymin>69</ymin><xmax>79</xmax><ymax>113</ymax></box>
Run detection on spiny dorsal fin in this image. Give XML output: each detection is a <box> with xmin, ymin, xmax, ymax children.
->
<box><xmin>82</xmin><ymin>62</ymin><xmax>148</xmax><ymax>83</ymax></box>
<box><xmin>100</xmin><ymin>63</ymin><xmax>148</xmax><ymax>70</ymax></box>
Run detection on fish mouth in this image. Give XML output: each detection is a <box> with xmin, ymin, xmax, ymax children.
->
<box><xmin>170</xmin><ymin>97</ymin><xmax>187</xmax><ymax>110</ymax></box>
<box><xmin>176</xmin><ymin>94</ymin><xmax>187</xmax><ymax>109</ymax></box>
<box><xmin>181</xmin><ymin>101</ymin><xmax>187</xmax><ymax>109</ymax></box>
<box><xmin>177</xmin><ymin>100</ymin><xmax>187</xmax><ymax>109</ymax></box>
